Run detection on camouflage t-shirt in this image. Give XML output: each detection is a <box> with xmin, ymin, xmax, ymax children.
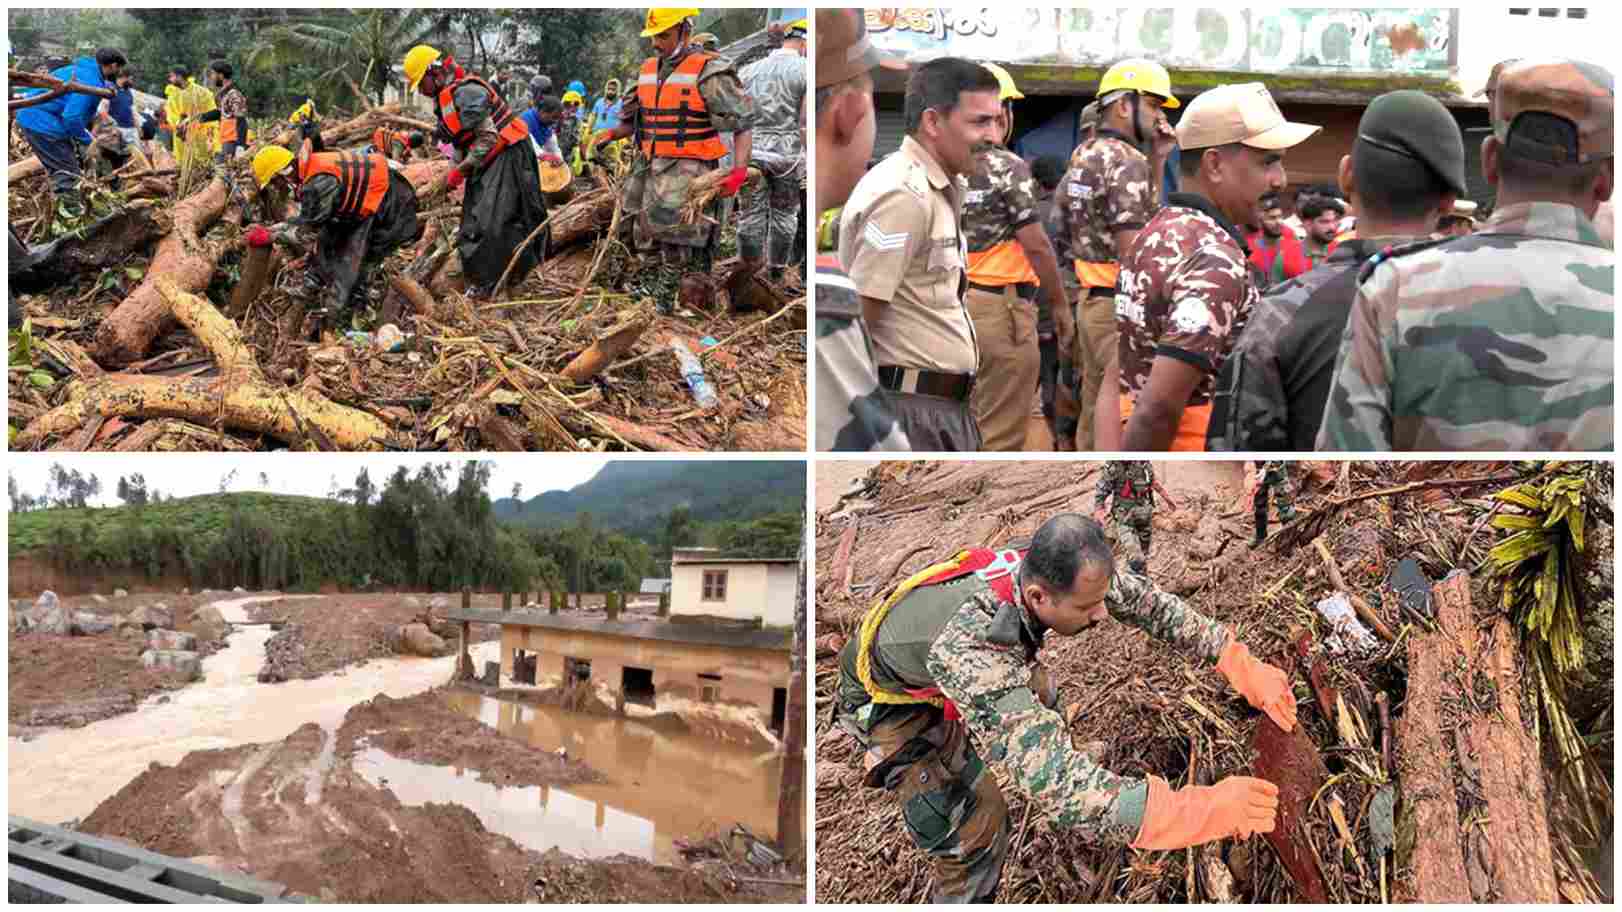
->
<box><xmin>1095</xmin><ymin>461</ymin><xmax>1154</xmax><ymax>508</ymax></box>
<box><xmin>919</xmin><ymin>566</ymin><xmax>1228</xmax><ymax>843</ymax></box>
<box><xmin>1117</xmin><ymin>194</ymin><xmax>1258</xmax><ymax>407</ymax></box>
<box><xmin>1062</xmin><ymin>133</ymin><xmax>1155</xmax><ymax>266</ymax></box>
<box><xmin>1318</xmin><ymin>201</ymin><xmax>1614</xmax><ymax>451</ymax></box>
<box><xmin>815</xmin><ymin>253</ymin><xmax>910</xmax><ymax>452</ymax></box>
<box><xmin>962</xmin><ymin>147</ymin><xmax>1040</xmax><ymax>254</ymax></box>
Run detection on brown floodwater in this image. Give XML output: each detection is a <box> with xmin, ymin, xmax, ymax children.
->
<box><xmin>350</xmin><ymin>691</ymin><xmax>783</xmax><ymax>864</ymax></box>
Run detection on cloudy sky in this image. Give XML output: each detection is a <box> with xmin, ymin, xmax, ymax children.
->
<box><xmin>8</xmin><ymin>453</ymin><xmax>623</xmax><ymax>508</ymax></box>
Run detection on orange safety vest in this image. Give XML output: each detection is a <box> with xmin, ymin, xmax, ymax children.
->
<box><xmin>1119</xmin><ymin>393</ymin><xmax>1213</xmax><ymax>452</ymax></box>
<box><xmin>371</xmin><ymin>127</ymin><xmax>411</xmax><ymax>159</ymax></box>
<box><xmin>217</xmin><ymin>86</ymin><xmax>246</xmax><ymax>145</ymax></box>
<box><xmin>1074</xmin><ymin>260</ymin><xmax>1119</xmax><ymax>290</ymax></box>
<box><xmin>966</xmin><ymin>240</ymin><xmax>1038</xmax><ymax>287</ymax></box>
<box><xmin>436</xmin><ymin>75</ymin><xmax>528</xmax><ymax>156</ymax></box>
<box><xmin>635</xmin><ymin>52</ymin><xmax>728</xmax><ymax>161</ymax></box>
<box><xmin>297</xmin><ymin>149</ymin><xmax>389</xmax><ymax>220</ymax></box>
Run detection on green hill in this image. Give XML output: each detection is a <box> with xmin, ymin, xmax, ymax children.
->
<box><xmin>493</xmin><ymin>460</ymin><xmax>803</xmax><ymax>539</ymax></box>
<box><xmin>8</xmin><ymin>492</ymin><xmax>336</xmax><ymax>557</ymax></box>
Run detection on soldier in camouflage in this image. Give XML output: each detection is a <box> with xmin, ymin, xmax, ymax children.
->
<box><xmin>1250</xmin><ymin>461</ymin><xmax>1296</xmax><ymax>546</ymax></box>
<box><xmin>738</xmin><ymin>19</ymin><xmax>806</xmax><ymax>283</ymax></box>
<box><xmin>814</xmin><ymin>8</ymin><xmax>909</xmax><ymax>451</ymax></box>
<box><xmin>1092</xmin><ymin>460</ymin><xmax>1158</xmax><ymax>574</ymax></box>
<box><xmin>1118</xmin><ymin>83</ymin><xmax>1319</xmax><ymax>451</ymax></box>
<box><xmin>1317</xmin><ymin>58</ymin><xmax>1614</xmax><ymax>451</ymax></box>
<box><xmin>1208</xmin><ymin>90</ymin><xmax>1471</xmax><ymax>452</ymax></box>
<box><xmin>833</xmin><ymin>514</ymin><xmax>1291</xmax><ymax>902</ymax></box>
<box><xmin>594</xmin><ymin>9</ymin><xmax>757</xmax><ymax>315</ymax></box>
<box><xmin>1055</xmin><ymin>61</ymin><xmax>1177</xmax><ymax>450</ymax></box>
<box><xmin>962</xmin><ymin>64</ymin><xmax>1069</xmax><ymax>452</ymax></box>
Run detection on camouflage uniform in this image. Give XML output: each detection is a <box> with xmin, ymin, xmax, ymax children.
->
<box><xmin>738</xmin><ymin>47</ymin><xmax>805</xmax><ymax>278</ymax></box>
<box><xmin>1117</xmin><ymin>194</ymin><xmax>1258</xmax><ymax>451</ymax></box>
<box><xmin>816</xmin><ymin>249</ymin><xmax>910</xmax><ymax>451</ymax></box>
<box><xmin>1210</xmin><ymin>237</ymin><xmax>1424</xmax><ymax>451</ymax></box>
<box><xmin>620</xmin><ymin>49</ymin><xmax>756</xmax><ymax>314</ymax></box>
<box><xmin>1316</xmin><ymin>202</ymin><xmax>1613</xmax><ymax>451</ymax></box>
<box><xmin>1252</xmin><ymin>461</ymin><xmax>1296</xmax><ymax>543</ymax></box>
<box><xmin>1058</xmin><ymin>134</ymin><xmax>1157</xmax><ymax>448</ymax></box>
<box><xmin>1094</xmin><ymin>461</ymin><xmax>1155</xmax><ymax>573</ymax></box>
<box><xmin>834</xmin><ymin>554</ymin><xmax>1230</xmax><ymax>901</ymax></box>
<box><xmin>211</xmin><ymin>82</ymin><xmax>248</xmax><ymax>167</ymax></box>
<box><xmin>963</xmin><ymin>147</ymin><xmax>1043</xmax><ymax>451</ymax></box>
<box><xmin>1037</xmin><ymin>186</ymin><xmax>1080</xmax><ymax>445</ymax></box>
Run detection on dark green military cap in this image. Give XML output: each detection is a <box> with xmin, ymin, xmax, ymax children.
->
<box><xmin>1354</xmin><ymin>89</ymin><xmax>1469</xmax><ymax>197</ymax></box>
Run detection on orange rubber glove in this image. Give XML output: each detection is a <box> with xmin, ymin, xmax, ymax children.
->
<box><xmin>1131</xmin><ymin>774</ymin><xmax>1280</xmax><ymax>850</ymax></box>
<box><xmin>1216</xmin><ymin>637</ymin><xmax>1297</xmax><ymax>732</ymax></box>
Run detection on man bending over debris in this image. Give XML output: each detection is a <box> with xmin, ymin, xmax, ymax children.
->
<box><xmin>834</xmin><ymin>513</ymin><xmax>1294</xmax><ymax>902</ymax></box>
<box><xmin>14</xmin><ymin>47</ymin><xmax>127</xmax><ymax>219</ymax></box>
<box><xmin>405</xmin><ymin>43</ymin><xmax>548</xmax><ymax>297</ymax></box>
<box><xmin>594</xmin><ymin>8</ymin><xmax>757</xmax><ymax>315</ymax></box>
<box><xmin>247</xmin><ymin>124</ymin><xmax>422</xmax><ymax>333</ymax></box>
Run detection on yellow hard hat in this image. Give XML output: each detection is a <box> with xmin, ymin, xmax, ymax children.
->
<box><xmin>562</xmin><ymin>90</ymin><xmax>583</xmax><ymax>105</ymax></box>
<box><xmin>642</xmin><ymin>8</ymin><xmax>700</xmax><ymax>38</ymax></box>
<box><xmin>251</xmin><ymin>146</ymin><xmax>295</xmax><ymax>189</ymax></box>
<box><xmin>1099</xmin><ymin>58</ymin><xmax>1179</xmax><ymax>108</ymax></box>
<box><xmin>785</xmin><ymin>17</ymin><xmax>808</xmax><ymax>36</ymax></box>
<box><xmin>403</xmin><ymin>45</ymin><xmax>442</xmax><ymax>94</ymax></box>
<box><xmin>982</xmin><ymin>63</ymin><xmax>1024</xmax><ymax>102</ymax></box>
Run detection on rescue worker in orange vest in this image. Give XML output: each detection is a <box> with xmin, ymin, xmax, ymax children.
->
<box><xmin>403</xmin><ymin>44</ymin><xmax>548</xmax><ymax>297</ymax></box>
<box><xmin>591</xmin><ymin>8</ymin><xmax>758</xmax><ymax>315</ymax></box>
<box><xmin>177</xmin><ymin>59</ymin><xmax>248</xmax><ymax>175</ymax></box>
<box><xmin>961</xmin><ymin>64</ymin><xmax>1070</xmax><ymax>451</ymax></box>
<box><xmin>369</xmin><ymin>127</ymin><xmax>425</xmax><ymax>165</ymax></box>
<box><xmin>246</xmin><ymin>124</ymin><xmax>422</xmax><ymax>332</ymax></box>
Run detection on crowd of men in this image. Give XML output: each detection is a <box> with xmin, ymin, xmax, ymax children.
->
<box><xmin>10</xmin><ymin>8</ymin><xmax>809</xmax><ymax>332</ymax></box>
<box><xmin>817</xmin><ymin>35</ymin><xmax>1614</xmax><ymax>453</ymax></box>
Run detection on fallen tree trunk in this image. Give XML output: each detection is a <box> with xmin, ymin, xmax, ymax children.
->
<box><xmin>17</xmin><ymin>280</ymin><xmax>393</xmax><ymax>451</ymax></box>
<box><xmin>8</xmin><ymin>155</ymin><xmax>43</xmax><ymax>183</ymax></box>
<box><xmin>560</xmin><ymin>303</ymin><xmax>652</xmax><ymax>383</ymax></box>
<box><xmin>93</xmin><ymin>177</ymin><xmax>229</xmax><ymax>365</ymax></box>
<box><xmin>1397</xmin><ymin>572</ymin><xmax>1556</xmax><ymax>902</ymax></box>
<box><xmin>548</xmin><ymin>187</ymin><xmax>618</xmax><ymax>250</ymax></box>
<box><xmin>10</xmin><ymin>203</ymin><xmax>166</xmax><ymax>293</ymax></box>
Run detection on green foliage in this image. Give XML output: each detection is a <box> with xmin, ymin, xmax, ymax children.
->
<box><xmin>707</xmin><ymin>512</ymin><xmax>803</xmax><ymax>558</ymax></box>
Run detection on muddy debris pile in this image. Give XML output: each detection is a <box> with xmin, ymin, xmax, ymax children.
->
<box><xmin>8</xmin><ymin>106</ymin><xmax>806</xmax><ymax>452</ymax></box>
<box><xmin>815</xmin><ymin>461</ymin><xmax>1614</xmax><ymax>904</ymax></box>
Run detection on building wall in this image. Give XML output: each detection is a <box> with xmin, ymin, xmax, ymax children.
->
<box><xmin>671</xmin><ymin>562</ymin><xmax>794</xmax><ymax>625</ymax></box>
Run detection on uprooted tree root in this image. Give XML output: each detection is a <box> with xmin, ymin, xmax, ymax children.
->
<box><xmin>813</xmin><ymin>460</ymin><xmax>1613</xmax><ymax>904</ymax></box>
<box><xmin>9</xmin><ymin>109</ymin><xmax>806</xmax><ymax>452</ymax></box>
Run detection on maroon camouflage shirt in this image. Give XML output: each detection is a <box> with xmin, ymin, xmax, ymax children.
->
<box><xmin>1061</xmin><ymin>133</ymin><xmax>1156</xmax><ymax>266</ymax></box>
<box><xmin>962</xmin><ymin>146</ymin><xmax>1040</xmax><ymax>254</ymax></box>
<box><xmin>1116</xmin><ymin>195</ymin><xmax>1258</xmax><ymax>407</ymax></box>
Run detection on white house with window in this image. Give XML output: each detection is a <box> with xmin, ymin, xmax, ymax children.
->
<box><xmin>670</xmin><ymin>547</ymin><xmax>797</xmax><ymax>628</ymax></box>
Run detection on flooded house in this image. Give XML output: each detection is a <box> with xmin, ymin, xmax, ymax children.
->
<box><xmin>448</xmin><ymin>548</ymin><xmax>797</xmax><ymax>736</ymax></box>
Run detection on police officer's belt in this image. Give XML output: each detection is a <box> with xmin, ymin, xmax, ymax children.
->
<box><xmin>967</xmin><ymin>281</ymin><xmax>1037</xmax><ymax>301</ymax></box>
<box><xmin>877</xmin><ymin>366</ymin><xmax>974</xmax><ymax>401</ymax></box>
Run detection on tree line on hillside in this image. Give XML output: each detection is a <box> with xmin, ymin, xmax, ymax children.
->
<box><xmin>13</xmin><ymin>463</ymin><xmax>802</xmax><ymax>593</ymax></box>
<box><xmin>8</xmin><ymin>8</ymin><xmax>767</xmax><ymax>122</ymax></box>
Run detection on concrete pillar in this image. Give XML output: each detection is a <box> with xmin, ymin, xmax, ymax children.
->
<box><xmin>659</xmin><ymin>592</ymin><xmax>670</xmax><ymax>617</ymax></box>
<box><xmin>502</xmin><ymin>591</ymin><xmax>512</xmax><ymax>612</ymax></box>
<box><xmin>461</xmin><ymin>587</ymin><xmax>471</xmax><ymax>613</ymax></box>
<box><xmin>455</xmin><ymin>621</ymin><xmax>473</xmax><ymax>681</ymax></box>
<box><xmin>605</xmin><ymin>592</ymin><xmax>621</xmax><ymax>621</ymax></box>
<box><xmin>549</xmin><ymin>590</ymin><xmax>561</xmax><ymax>615</ymax></box>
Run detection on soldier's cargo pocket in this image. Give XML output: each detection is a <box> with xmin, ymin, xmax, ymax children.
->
<box><xmin>897</xmin><ymin>754</ymin><xmax>975</xmax><ymax>852</ymax></box>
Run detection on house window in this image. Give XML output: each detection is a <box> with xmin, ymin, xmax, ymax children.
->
<box><xmin>702</xmin><ymin>569</ymin><xmax>728</xmax><ymax>601</ymax></box>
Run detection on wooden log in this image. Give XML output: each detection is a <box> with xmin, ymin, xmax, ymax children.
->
<box><xmin>18</xmin><ymin>281</ymin><xmax>392</xmax><ymax>451</ymax></box>
<box><xmin>559</xmin><ymin>304</ymin><xmax>652</xmax><ymax>383</ymax></box>
<box><xmin>93</xmin><ymin>177</ymin><xmax>229</xmax><ymax>365</ymax></box>
<box><xmin>8</xmin><ymin>156</ymin><xmax>43</xmax><ymax>183</ymax></box>
<box><xmin>828</xmin><ymin>522</ymin><xmax>858</xmax><ymax>599</ymax></box>
<box><xmin>228</xmin><ymin>241</ymin><xmax>276</xmax><ymax>319</ymax></box>
<box><xmin>548</xmin><ymin>187</ymin><xmax>618</xmax><ymax>250</ymax></box>
<box><xmin>586</xmin><ymin>413</ymin><xmax>689</xmax><ymax>451</ymax></box>
<box><xmin>1398</xmin><ymin>573</ymin><xmax>1555</xmax><ymax>902</ymax></box>
<box><xmin>1251</xmin><ymin>716</ymin><xmax>1330</xmax><ymax>902</ymax></box>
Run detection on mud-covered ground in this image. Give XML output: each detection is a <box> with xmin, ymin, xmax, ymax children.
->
<box><xmin>248</xmin><ymin>592</ymin><xmax>502</xmax><ymax>682</ymax></box>
<box><xmin>8</xmin><ymin>590</ymin><xmax>232</xmax><ymax>734</ymax></box>
<box><xmin>79</xmin><ymin>686</ymin><xmax>803</xmax><ymax>903</ymax></box>
<box><xmin>814</xmin><ymin>460</ymin><xmax>1612</xmax><ymax>904</ymax></box>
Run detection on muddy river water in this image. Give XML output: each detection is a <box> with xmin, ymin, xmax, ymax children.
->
<box><xmin>7</xmin><ymin>595</ymin><xmax>499</xmax><ymax>823</ymax></box>
<box><xmin>355</xmin><ymin>691</ymin><xmax>783</xmax><ymax>864</ymax></box>
<box><xmin>9</xmin><ymin>595</ymin><xmax>783</xmax><ymax>866</ymax></box>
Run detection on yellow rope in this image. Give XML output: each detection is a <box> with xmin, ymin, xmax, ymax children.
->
<box><xmin>853</xmin><ymin>550</ymin><xmax>971</xmax><ymax>708</ymax></box>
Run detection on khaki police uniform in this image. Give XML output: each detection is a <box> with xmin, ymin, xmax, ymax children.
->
<box><xmin>839</xmin><ymin>135</ymin><xmax>981</xmax><ymax>451</ymax></box>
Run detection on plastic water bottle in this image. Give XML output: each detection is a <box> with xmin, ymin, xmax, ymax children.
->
<box><xmin>670</xmin><ymin>339</ymin><xmax>718</xmax><ymax>409</ymax></box>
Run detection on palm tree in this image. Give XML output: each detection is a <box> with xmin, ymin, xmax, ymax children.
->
<box><xmin>244</xmin><ymin>9</ymin><xmax>452</xmax><ymax>109</ymax></box>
